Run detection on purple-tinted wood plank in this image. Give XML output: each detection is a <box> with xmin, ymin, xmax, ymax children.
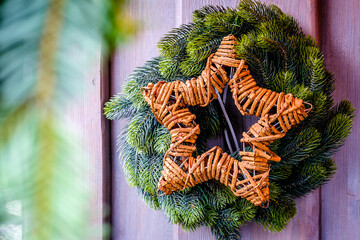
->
<box><xmin>111</xmin><ymin>1</ymin><xmax>179</xmax><ymax>239</ymax></box>
<box><xmin>321</xmin><ymin>0</ymin><xmax>360</xmax><ymax>239</ymax></box>
<box><xmin>64</xmin><ymin>52</ymin><xmax>105</xmax><ymax>239</ymax></box>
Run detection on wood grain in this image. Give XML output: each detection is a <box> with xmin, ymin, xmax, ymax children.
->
<box><xmin>321</xmin><ymin>0</ymin><xmax>360</xmax><ymax>239</ymax></box>
<box><xmin>64</xmin><ymin>52</ymin><xmax>105</xmax><ymax>239</ymax></box>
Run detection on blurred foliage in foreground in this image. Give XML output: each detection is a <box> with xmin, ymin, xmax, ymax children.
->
<box><xmin>0</xmin><ymin>0</ymin><xmax>134</xmax><ymax>239</ymax></box>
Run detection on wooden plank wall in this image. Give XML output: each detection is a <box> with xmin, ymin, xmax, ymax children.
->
<box><xmin>110</xmin><ymin>0</ymin><xmax>360</xmax><ymax>239</ymax></box>
<box><xmin>321</xmin><ymin>0</ymin><xmax>360</xmax><ymax>239</ymax></box>
<box><xmin>65</xmin><ymin>52</ymin><xmax>108</xmax><ymax>239</ymax></box>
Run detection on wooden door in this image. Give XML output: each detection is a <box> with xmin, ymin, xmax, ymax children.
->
<box><xmin>109</xmin><ymin>0</ymin><xmax>360</xmax><ymax>239</ymax></box>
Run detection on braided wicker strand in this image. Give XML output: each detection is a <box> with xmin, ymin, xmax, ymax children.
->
<box><xmin>141</xmin><ymin>35</ymin><xmax>311</xmax><ymax>206</ymax></box>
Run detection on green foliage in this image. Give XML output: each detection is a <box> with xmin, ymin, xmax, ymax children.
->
<box><xmin>281</xmin><ymin>159</ymin><xmax>337</xmax><ymax>198</ymax></box>
<box><xmin>205</xmin><ymin>181</ymin><xmax>238</xmax><ymax>211</ymax></box>
<box><xmin>153</xmin><ymin>125</ymin><xmax>171</xmax><ymax>155</ymax></box>
<box><xmin>255</xmin><ymin>198</ymin><xmax>297</xmax><ymax>232</ymax></box>
<box><xmin>104</xmin><ymin>94</ymin><xmax>136</xmax><ymax>120</ymax></box>
<box><xmin>237</xmin><ymin>0</ymin><xmax>284</xmax><ymax>23</ymax></box>
<box><xmin>158</xmin><ymin>23</ymin><xmax>195</xmax><ymax>59</ymax></box>
<box><xmin>105</xmin><ymin>1</ymin><xmax>355</xmax><ymax>239</ymax></box>
<box><xmin>158</xmin><ymin>5</ymin><xmax>255</xmax><ymax>78</ymax></box>
<box><xmin>276</xmin><ymin>127</ymin><xmax>322</xmax><ymax>165</ymax></box>
<box><xmin>193</xmin><ymin>5</ymin><xmax>228</xmax><ymax>23</ymax></box>
<box><xmin>210</xmin><ymin>208</ymin><xmax>243</xmax><ymax>240</ymax></box>
<box><xmin>126</xmin><ymin>110</ymin><xmax>158</xmax><ymax>155</ymax></box>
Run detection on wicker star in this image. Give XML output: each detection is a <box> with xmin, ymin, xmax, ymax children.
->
<box><xmin>141</xmin><ymin>35</ymin><xmax>312</xmax><ymax>207</ymax></box>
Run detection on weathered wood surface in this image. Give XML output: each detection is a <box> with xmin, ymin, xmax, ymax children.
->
<box><xmin>65</xmin><ymin>52</ymin><xmax>107</xmax><ymax>239</ymax></box>
<box><xmin>110</xmin><ymin>0</ymin><xmax>359</xmax><ymax>239</ymax></box>
<box><xmin>321</xmin><ymin>0</ymin><xmax>360</xmax><ymax>239</ymax></box>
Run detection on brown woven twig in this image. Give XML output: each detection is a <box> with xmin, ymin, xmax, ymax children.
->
<box><xmin>141</xmin><ymin>35</ymin><xmax>312</xmax><ymax>207</ymax></box>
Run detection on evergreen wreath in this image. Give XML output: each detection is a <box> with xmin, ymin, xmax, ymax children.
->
<box><xmin>105</xmin><ymin>1</ymin><xmax>355</xmax><ymax>239</ymax></box>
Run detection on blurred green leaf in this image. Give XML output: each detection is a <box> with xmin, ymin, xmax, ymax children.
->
<box><xmin>0</xmin><ymin>0</ymin><xmax>134</xmax><ymax>239</ymax></box>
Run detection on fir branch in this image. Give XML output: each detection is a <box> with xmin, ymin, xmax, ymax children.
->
<box><xmin>281</xmin><ymin>160</ymin><xmax>337</xmax><ymax>197</ymax></box>
<box><xmin>158</xmin><ymin>23</ymin><xmax>195</xmax><ymax>58</ymax></box>
<box><xmin>104</xmin><ymin>94</ymin><xmax>136</xmax><ymax>120</ymax></box>
<box><xmin>255</xmin><ymin>198</ymin><xmax>296</xmax><ymax>232</ymax></box>
<box><xmin>193</xmin><ymin>5</ymin><xmax>228</xmax><ymax>23</ymax></box>
<box><xmin>179</xmin><ymin>56</ymin><xmax>207</xmax><ymax>77</ymax></box>
<box><xmin>159</xmin><ymin>56</ymin><xmax>181</xmax><ymax>79</ymax></box>
<box><xmin>301</xmin><ymin>110</ymin><xmax>354</xmax><ymax>163</ymax></box>
<box><xmin>203</xmin><ymin>9</ymin><xmax>252</xmax><ymax>35</ymax></box>
<box><xmin>277</xmin><ymin>127</ymin><xmax>322</xmax><ymax>165</ymax></box>
<box><xmin>186</xmin><ymin>34</ymin><xmax>223</xmax><ymax>63</ymax></box>
<box><xmin>126</xmin><ymin>110</ymin><xmax>159</xmax><ymax>155</ymax></box>
<box><xmin>272</xmin><ymin>70</ymin><xmax>296</xmax><ymax>92</ymax></box>
<box><xmin>153</xmin><ymin>125</ymin><xmax>171</xmax><ymax>155</ymax></box>
<box><xmin>237</xmin><ymin>0</ymin><xmax>283</xmax><ymax>24</ymax></box>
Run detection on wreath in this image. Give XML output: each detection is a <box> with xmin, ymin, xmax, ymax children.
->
<box><xmin>105</xmin><ymin>1</ymin><xmax>355</xmax><ymax>239</ymax></box>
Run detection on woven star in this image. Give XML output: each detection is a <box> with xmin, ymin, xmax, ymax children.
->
<box><xmin>141</xmin><ymin>35</ymin><xmax>311</xmax><ymax>207</ymax></box>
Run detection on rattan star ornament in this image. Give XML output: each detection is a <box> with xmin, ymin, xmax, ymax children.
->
<box><xmin>141</xmin><ymin>35</ymin><xmax>312</xmax><ymax>207</ymax></box>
